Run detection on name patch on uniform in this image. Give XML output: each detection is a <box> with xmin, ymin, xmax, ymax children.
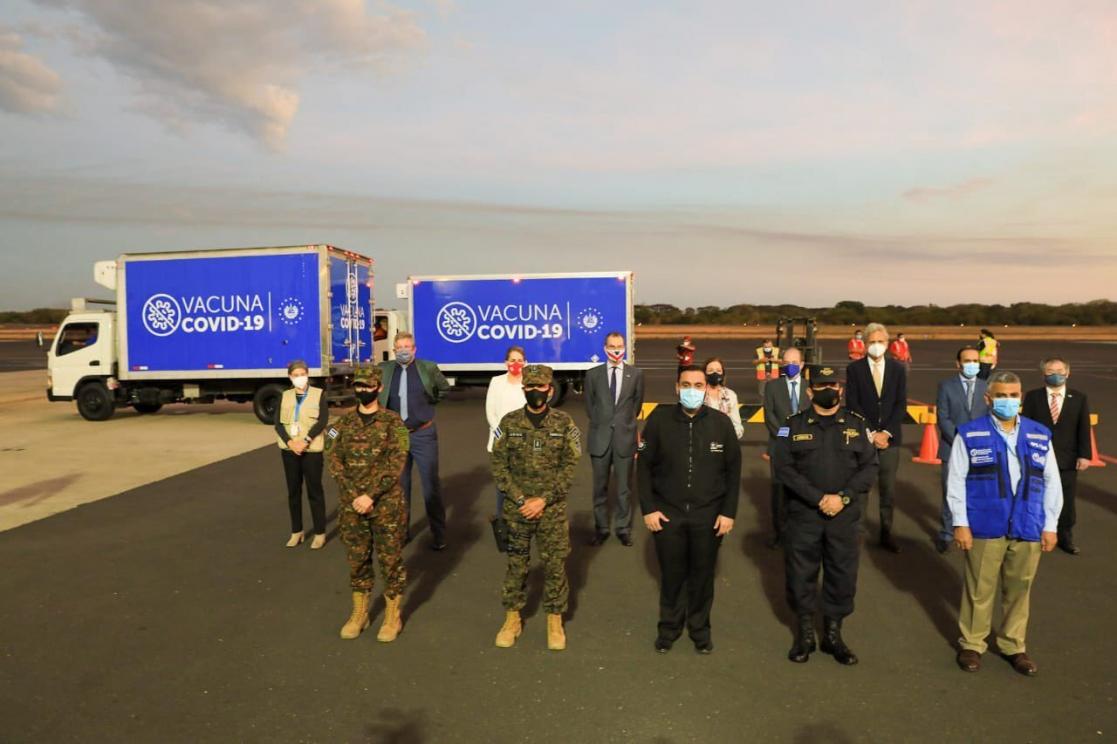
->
<box><xmin>969</xmin><ymin>447</ymin><xmax>994</xmax><ymax>465</ymax></box>
<box><xmin>508</xmin><ymin>431</ymin><xmax>525</xmax><ymax>438</ymax></box>
<box><xmin>792</xmin><ymin>434</ymin><xmax>814</xmax><ymax>442</ymax></box>
<box><xmin>549</xmin><ymin>432</ymin><xmax>564</xmax><ymax>439</ymax></box>
<box><xmin>1025</xmin><ymin>433</ymin><xmax>1048</xmax><ymax>441</ymax></box>
<box><xmin>326</xmin><ymin>428</ymin><xmax>339</xmax><ymax>440</ymax></box>
<box><xmin>965</xmin><ymin>430</ymin><xmax>990</xmax><ymax>438</ymax></box>
<box><xmin>777</xmin><ymin>426</ymin><xmax>790</xmax><ymax>438</ymax></box>
<box><xmin>709</xmin><ymin>442</ymin><xmax>724</xmax><ymax>453</ymax></box>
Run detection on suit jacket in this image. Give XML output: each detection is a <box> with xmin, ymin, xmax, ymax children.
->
<box><xmin>583</xmin><ymin>363</ymin><xmax>645</xmax><ymax>457</ymax></box>
<box><xmin>1022</xmin><ymin>387</ymin><xmax>1092</xmax><ymax>471</ymax></box>
<box><xmin>377</xmin><ymin>358</ymin><xmax>451</xmax><ymax>408</ymax></box>
<box><xmin>845</xmin><ymin>357</ymin><xmax>908</xmax><ymax>446</ymax></box>
<box><xmin>935</xmin><ymin>375</ymin><xmax>989</xmax><ymax>460</ymax></box>
<box><xmin>763</xmin><ymin>375</ymin><xmax>810</xmax><ymax>454</ymax></box>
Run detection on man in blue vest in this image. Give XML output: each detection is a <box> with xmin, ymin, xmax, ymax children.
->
<box><xmin>946</xmin><ymin>370</ymin><xmax>1063</xmax><ymax>676</ymax></box>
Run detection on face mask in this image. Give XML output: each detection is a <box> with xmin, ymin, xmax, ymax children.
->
<box><xmin>784</xmin><ymin>363</ymin><xmax>801</xmax><ymax>379</ymax></box>
<box><xmin>679</xmin><ymin>387</ymin><xmax>705</xmax><ymax>410</ymax></box>
<box><xmin>811</xmin><ymin>388</ymin><xmax>840</xmax><ymax>409</ymax></box>
<box><xmin>508</xmin><ymin>361</ymin><xmax>524</xmax><ymax>376</ymax></box>
<box><xmin>355</xmin><ymin>389</ymin><xmax>378</xmax><ymax>406</ymax></box>
<box><xmin>763</xmin><ymin>346</ymin><xmax>772</xmax><ymax>353</ymax></box>
<box><xmin>290</xmin><ymin>375</ymin><xmax>308</xmax><ymax>390</ymax></box>
<box><xmin>606</xmin><ymin>348</ymin><xmax>625</xmax><ymax>362</ymax></box>
<box><xmin>395</xmin><ymin>350</ymin><xmax>414</xmax><ymax>364</ymax></box>
<box><xmin>867</xmin><ymin>342</ymin><xmax>887</xmax><ymax>359</ymax></box>
<box><xmin>1044</xmin><ymin>373</ymin><xmax>1067</xmax><ymax>388</ymax></box>
<box><xmin>524</xmin><ymin>389</ymin><xmax>549</xmax><ymax>409</ymax></box>
<box><xmin>961</xmin><ymin>362</ymin><xmax>980</xmax><ymax>379</ymax></box>
<box><xmin>706</xmin><ymin>372</ymin><xmax>724</xmax><ymax>387</ymax></box>
<box><xmin>991</xmin><ymin>398</ymin><xmax>1020</xmax><ymax>420</ymax></box>
<box><xmin>855</xmin><ymin>335</ymin><xmax>862</xmax><ymax>341</ymax></box>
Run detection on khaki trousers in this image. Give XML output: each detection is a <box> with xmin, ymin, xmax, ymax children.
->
<box><xmin>958</xmin><ymin>537</ymin><xmax>1042</xmax><ymax>655</ymax></box>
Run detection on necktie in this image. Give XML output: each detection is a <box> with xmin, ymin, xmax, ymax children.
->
<box><xmin>610</xmin><ymin>366</ymin><xmax>619</xmax><ymax>404</ymax></box>
<box><xmin>399</xmin><ymin>365</ymin><xmax>409</xmax><ymax>422</ymax></box>
<box><xmin>965</xmin><ymin>380</ymin><xmax>973</xmax><ymax>413</ymax></box>
<box><xmin>790</xmin><ymin>381</ymin><xmax>798</xmax><ymax>410</ymax></box>
<box><xmin>1049</xmin><ymin>392</ymin><xmax>1060</xmax><ymax>424</ymax></box>
<box><xmin>872</xmin><ymin>361</ymin><xmax>883</xmax><ymax>397</ymax></box>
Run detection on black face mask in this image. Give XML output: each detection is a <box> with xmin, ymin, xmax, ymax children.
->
<box><xmin>524</xmin><ymin>389</ymin><xmax>549</xmax><ymax>409</ymax></box>
<box><xmin>355</xmin><ymin>388</ymin><xmax>379</xmax><ymax>406</ymax></box>
<box><xmin>706</xmin><ymin>372</ymin><xmax>724</xmax><ymax>387</ymax></box>
<box><xmin>811</xmin><ymin>388</ymin><xmax>840</xmax><ymax>408</ymax></box>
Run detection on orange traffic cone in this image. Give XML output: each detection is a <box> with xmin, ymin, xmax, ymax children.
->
<box><xmin>912</xmin><ymin>408</ymin><xmax>942</xmax><ymax>465</ymax></box>
<box><xmin>1087</xmin><ymin>414</ymin><xmax>1107</xmax><ymax>467</ymax></box>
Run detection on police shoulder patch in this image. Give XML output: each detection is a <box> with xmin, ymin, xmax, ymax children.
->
<box><xmin>777</xmin><ymin>426</ymin><xmax>790</xmax><ymax>438</ymax></box>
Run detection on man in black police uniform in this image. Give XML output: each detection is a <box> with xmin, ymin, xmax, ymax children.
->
<box><xmin>773</xmin><ymin>365</ymin><xmax>878</xmax><ymax>666</ymax></box>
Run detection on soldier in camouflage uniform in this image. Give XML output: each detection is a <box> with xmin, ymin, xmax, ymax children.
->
<box><xmin>490</xmin><ymin>364</ymin><xmax>582</xmax><ymax>650</ymax></box>
<box><xmin>326</xmin><ymin>366</ymin><xmax>410</xmax><ymax>642</ymax></box>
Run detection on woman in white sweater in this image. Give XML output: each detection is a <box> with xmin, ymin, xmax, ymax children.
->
<box><xmin>703</xmin><ymin>356</ymin><xmax>744</xmax><ymax>440</ymax></box>
<box><xmin>486</xmin><ymin>345</ymin><xmax>527</xmax><ymax>509</ymax></box>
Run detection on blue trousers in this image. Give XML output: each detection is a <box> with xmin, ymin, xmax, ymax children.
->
<box><xmin>402</xmin><ymin>425</ymin><xmax>446</xmax><ymax>543</ymax></box>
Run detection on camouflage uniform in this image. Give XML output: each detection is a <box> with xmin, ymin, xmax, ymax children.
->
<box><xmin>326</xmin><ymin>367</ymin><xmax>410</xmax><ymax>599</ymax></box>
<box><xmin>491</xmin><ymin>365</ymin><xmax>582</xmax><ymax>615</ymax></box>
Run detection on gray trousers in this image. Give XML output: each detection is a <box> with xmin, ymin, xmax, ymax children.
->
<box><xmin>591</xmin><ymin>445</ymin><xmax>634</xmax><ymax>536</ymax></box>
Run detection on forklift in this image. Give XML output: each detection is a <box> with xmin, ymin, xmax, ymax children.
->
<box><xmin>775</xmin><ymin>316</ymin><xmax>823</xmax><ymax>365</ymax></box>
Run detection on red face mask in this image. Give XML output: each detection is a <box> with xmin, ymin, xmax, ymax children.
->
<box><xmin>606</xmin><ymin>348</ymin><xmax>625</xmax><ymax>362</ymax></box>
<box><xmin>508</xmin><ymin>361</ymin><xmax>525</xmax><ymax>376</ymax></box>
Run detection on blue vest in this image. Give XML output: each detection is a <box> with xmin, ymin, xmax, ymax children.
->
<box><xmin>958</xmin><ymin>415</ymin><xmax>1051</xmax><ymax>542</ymax></box>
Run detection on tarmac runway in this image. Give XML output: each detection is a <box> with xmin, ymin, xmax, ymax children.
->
<box><xmin>1</xmin><ymin>338</ymin><xmax>1115</xmax><ymax>742</ymax></box>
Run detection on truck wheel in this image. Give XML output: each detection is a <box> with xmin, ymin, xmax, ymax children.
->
<box><xmin>133</xmin><ymin>402</ymin><xmax>163</xmax><ymax>415</ymax></box>
<box><xmin>549</xmin><ymin>379</ymin><xmax>569</xmax><ymax>408</ymax></box>
<box><xmin>253</xmin><ymin>384</ymin><xmax>285</xmax><ymax>424</ymax></box>
<box><xmin>76</xmin><ymin>381</ymin><xmax>115</xmax><ymax>421</ymax></box>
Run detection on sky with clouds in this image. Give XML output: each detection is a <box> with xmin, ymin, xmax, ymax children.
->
<box><xmin>1</xmin><ymin>0</ymin><xmax>1115</xmax><ymax>310</ymax></box>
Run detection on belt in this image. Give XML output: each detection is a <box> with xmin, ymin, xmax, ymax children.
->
<box><xmin>407</xmin><ymin>420</ymin><xmax>434</xmax><ymax>433</ymax></box>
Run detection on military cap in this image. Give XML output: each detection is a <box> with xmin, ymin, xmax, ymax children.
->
<box><xmin>352</xmin><ymin>366</ymin><xmax>383</xmax><ymax>387</ymax></box>
<box><xmin>521</xmin><ymin>364</ymin><xmax>553</xmax><ymax>386</ymax></box>
<box><xmin>806</xmin><ymin>364</ymin><xmax>841</xmax><ymax>386</ymax></box>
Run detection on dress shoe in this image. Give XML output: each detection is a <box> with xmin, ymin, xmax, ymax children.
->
<box><xmin>1058</xmin><ymin>540</ymin><xmax>1080</xmax><ymax>555</ymax></box>
<box><xmin>934</xmin><ymin>537</ymin><xmax>950</xmax><ymax>555</ymax></box>
<box><xmin>956</xmin><ymin>649</ymin><xmax>981</xmax><ymax>672</ymax></box>
<box><xmin>880</xmin><ymin>531</ymin><xmax>902</xmax><ymax>554</ymax></box>
<box><xmin>588</xmin><ymin>533</ymin><xmax>609</xmax><ymax>546</ymax></box>
<box><xmin>617</xmin><ymin>533</ymin><xmax>634</xmax><ymax>547</ymax></box>
<box><xmin>694</xmin><ymin>641</ymin><xmax>714</xmax><ymax>655</ymax></box>
<box><xmin>429</xmin><ymin>539</ymin><xmax>447</xmax><ymax>551</ymax></box>
<box><xmin>1005</xmin><ymin>652</ymin><xmax>1037</xmax><ymax>676</ymax></box>
<box><xmin>654</xmin><ymin>638</ymin><xmax>673</xmax><ymax>654</ymax></box>
<box><xmin>788</xmin><ymin>615</ymin><xmax>816</xmax><ymax>663</ymax></box>
<box><xmin>820</xmin><ymin>617</ymin><xmax>858</xmax><ymax>665</ymax></box>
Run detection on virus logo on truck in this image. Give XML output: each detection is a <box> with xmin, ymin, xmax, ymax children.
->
<box><xmin>436</xmin><ymin>301</ymin><xmax>477</xmax><ymax>343</ymax></box>
<box><xmin>142</xmin><ymin>294</ymin><xmax>182</xmax><ymax>337</ymax></box>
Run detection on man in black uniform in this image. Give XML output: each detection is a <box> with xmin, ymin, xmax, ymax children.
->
<box><xmin>773</xmin><ymin>365</ymin><xmax>878</xmax><ymax>666</ymax></box>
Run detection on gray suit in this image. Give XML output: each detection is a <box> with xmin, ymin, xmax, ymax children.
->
<box><xmin>935</xmin><ymin>374</ymin><xmax>989</xmax><ymax>542</ymax></box>
<box><xmin>584</xmin><ymin>362</ymin><xmax>645</xmax><ymax>536</ymax></box>
<box><xmin>763</xmin><ymin>375</ymin><xmax>810</xmax><ymax>539</ymax></box>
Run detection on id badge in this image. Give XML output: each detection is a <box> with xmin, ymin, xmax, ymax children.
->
<box><xmin>290</xmin><ymin>423</ymin><xmax>301</xmax><ymax>437</ymax></box>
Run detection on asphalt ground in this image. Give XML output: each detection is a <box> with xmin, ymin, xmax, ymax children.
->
<box><xmin>0</xmin><ymin>341</ymin><xmax>47</xmax><ymax>372</ymax></box>
<box><xmin>1</xmin><ymin>339</ymin><xmax>1115</xmax><ymax>743</ymax></box>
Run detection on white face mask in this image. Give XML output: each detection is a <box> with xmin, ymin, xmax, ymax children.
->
<box><xmin>867</xmin><ymin>342</ymin><xmax>887</xmax><ymax>359</ymax></box>
<box><xmin>290</xmin><ymin>375</ymin><xmax>309</xmax><ymax>389</ymax></box>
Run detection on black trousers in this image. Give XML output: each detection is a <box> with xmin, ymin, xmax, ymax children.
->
<box><xmin>591</xmin><ymin>445</ymin><xmax>634</xmax><ymax>536</ymax></box>
<box><xmin>784</xmin><ymin>498</ymin><xmax>861</xmax><ymax>620</ymax></box>
<box><xmin>977</xmin><ymin>363</ymin><xmax>993</xmax><ymax>381</ymax></box>
<box><xmin>874</xmin><ymin>446</ymin><xmax>900</xmax><ymax>533</ymax></box>
<box><xmin>652</xmin><ymin>505</ymin><xmax>722</xmax><ymax>644</ymax></box>
<box><xmin>281</xmin><ymin>449</ymin><xmax>326</xmax><ymax>534</ymax></box>
<box><xmin>768</xmin><ymin>458</ymin><xmax>788</xmax><ymax>538</ymax></box>
<box><xmin>1058</xmin><ymin>469</ymin><xmax>1078</xmax><ymax>536</ymax></box>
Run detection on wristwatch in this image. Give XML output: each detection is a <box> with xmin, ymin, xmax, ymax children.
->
<box><xmin>838</xmin><ymin>490</ymin><xmax>851</xmax><ymax>505</ymax></box>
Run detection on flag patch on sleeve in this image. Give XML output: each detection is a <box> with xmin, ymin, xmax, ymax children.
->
<box><xmin>777</xmin><ymin>426</ymin><xmax>790</xmax><ymax>438</ymax></box>
<box><xmin>327</xmin><ymin>428</ymin><xmax>339</xmax><ymax>440</ymax></box>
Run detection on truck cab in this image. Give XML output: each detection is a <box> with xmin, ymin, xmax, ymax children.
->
<box><xmin>47</xmin><ymin>301</ymin><xmax>118</xmax><ymax>420</ymax></box>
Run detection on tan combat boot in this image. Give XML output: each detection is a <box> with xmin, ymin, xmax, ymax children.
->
<box><xmin>494</xmin><ymin>610</ymin><xmax>522</xmax><ymax>648</ymax></box>
<box><xmin>339</xmin><ymin>591</ymin><xmax>370</xmax><ymax>640</ymax></box>
<box><xmin>547</xmin><ymin>614</ymin><xmax>566</xmax><ymax>651</ymax></box>
<box><xmin>377</xmin><ymin>595</ymin><xmax>403</xmax><ymax>643</ymax></box>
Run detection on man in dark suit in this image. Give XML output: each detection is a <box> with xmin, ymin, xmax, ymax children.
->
<box><xmin>933</xmin><ymin>346</ymin><xmax>989</xmax><ymax>553</ymax></box>
<box><xmin>844</xmin><ymin>322</ymin><xmax>907</xmax><ymax>553</ymax></box>
<box><xmin>763</xmin><ymin>346</ymin><xmax>810</xmax><ymax>548</ymax></box>
<box><xmin>584</xmin><ymin>331</ymin><xmax>645</xmax><ymax>546</ymax></box>
<box><xmin>1022</xmin><ymin>356</ymin><xmax>1093</xmax><ymax>554</ymax></box>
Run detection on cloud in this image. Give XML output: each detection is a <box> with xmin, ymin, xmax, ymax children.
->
<box><xmin>903</xmin><ymin>178</ymin><xmax>994</xmax><ymax>203</ymax></box>
<box><xmin>0</xmin><ymin>27</ymin><xmax>63</xmax><ymax>114</ymax></box>
<box><xmin>37</xmin><ymin>0</ymin><xmax>425</xmax><ymax>149</ymax></box>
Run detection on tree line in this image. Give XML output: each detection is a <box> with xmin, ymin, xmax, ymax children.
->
<box><xmin>634</xmin><ymin>299</ymin><xmax>1117</xmax><ymax>326</ymax></box>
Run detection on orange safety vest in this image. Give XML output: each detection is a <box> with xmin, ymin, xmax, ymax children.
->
<box><xmin>848</xmin><ymin>338</ymin><xmax>865</xmax><ymax>360</ymax></box>
<box><xmin>890</xmin><ymin>339</ymin><xmax>911</xmax><ymax>362</ymax></box>
<box><xmin>755</xmin><ymin>346</ymin><xmax>780</xmax><ymax>380</ymax></box>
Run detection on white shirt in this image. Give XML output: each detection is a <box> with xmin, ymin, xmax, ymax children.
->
<box><xmin>485</xmin><ymin>373</ymin><xmax>527</xmax><ymax>452</ymax></box>
<box><xmin>946</xmin><ymin>416</ymin><xmax>1064</xmax><ymax>533</ymax></box>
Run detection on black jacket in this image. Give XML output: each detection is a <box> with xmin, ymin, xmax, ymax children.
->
<box><xmin>1022</xmin><ymin>387</ymin><xmax>1092</xmax><ymax>470</ymax></box>
<box><xmin>637</xmin><ymin>404</ymin><xmax>741</xmax><ymax>518</ymax></box>
<box><xmin>772</xmin><ymin>407</ymin><xmax>879</xmax><ymax>507</ymax></box>
<box><xmin>845</xmin><ymin>356</ymin><xmax>908</xmax><ymax>446</ymax></box>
